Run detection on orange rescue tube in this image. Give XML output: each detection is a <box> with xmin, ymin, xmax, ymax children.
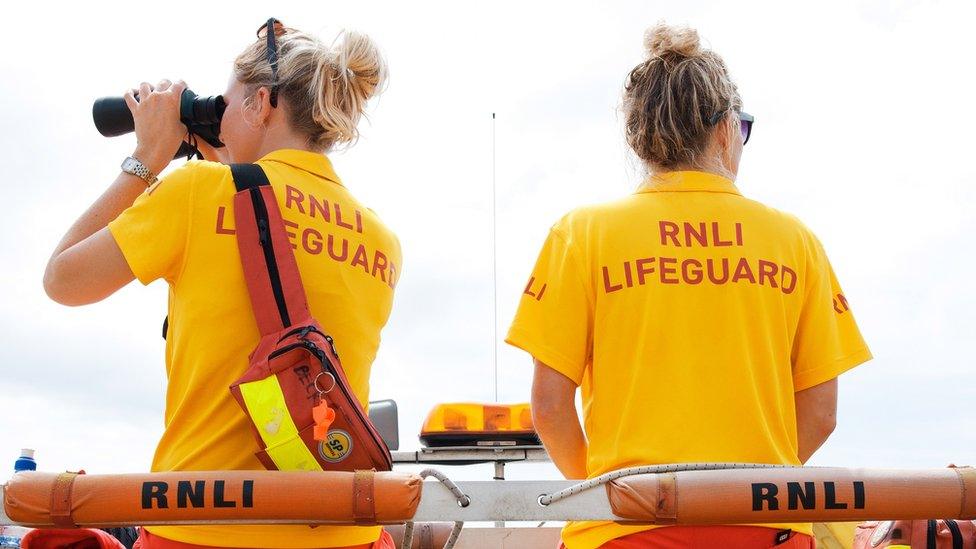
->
<box><xmin>3</xmin><ymin>470</ymin><xmax>421</xmax><ymax>528</ymax></box>
<box><xmin>608</xmin><ymin>467</ymin><xmax>976</xmax><ymax>524</ymax></box>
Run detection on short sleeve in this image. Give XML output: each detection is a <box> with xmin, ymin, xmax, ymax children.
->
<box><xmin>505</xmin><ymin>227</ymin><xmax>593</xmax><ymax>385</ymax></box>
<box><xmin>108</xmin><ymin>162</ymin><xmax>196</xmax><ymax>285</ymax></box>
<box><xmin>791</xmin><ymin>240</ymin><xmax>872</xmax><ymax>391</ymax></box>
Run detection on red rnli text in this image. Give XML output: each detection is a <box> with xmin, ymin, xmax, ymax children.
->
<box><xmin>601</xmin><ymin>221</ymin><xmax>797</xmax><ymax>295</ymax></box>
<box><xmin>214</xmin><ymin>185</ymin><xmax>397</xmax><ymax>289</ymax></box>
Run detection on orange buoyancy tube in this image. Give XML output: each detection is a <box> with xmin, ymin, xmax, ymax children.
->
<box><xmin>608</xmin><ymin>467</ymin><xmax>976</xmax><ymax>524</ymax></box>
<box><xmin>3</xmin><ymin>470</ymin><xmax>421</xmax><ymax>528</ymax></box>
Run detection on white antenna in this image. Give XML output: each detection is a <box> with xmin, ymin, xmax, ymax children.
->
<box><xmin>492</xmin><ymin>112</ymin><xmax>498</xmax><ymax>403</ymax></box>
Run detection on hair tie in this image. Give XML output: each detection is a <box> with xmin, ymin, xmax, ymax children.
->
<box><xmin>327</xmin><ymin>57</ymin><xmax>355</xmax><ymax>79</ymax></box>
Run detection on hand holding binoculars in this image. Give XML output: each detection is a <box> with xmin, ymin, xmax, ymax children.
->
<box><xmin>93</xmin><ymin>88</ymin><xmax>226</xmax><ymax>159</ymax></box>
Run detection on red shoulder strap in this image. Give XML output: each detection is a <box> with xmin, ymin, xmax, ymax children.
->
<box><xmin>231</xmin><ymin>163</ymin><xmax>311</xmax><ymax>335</ymax></box>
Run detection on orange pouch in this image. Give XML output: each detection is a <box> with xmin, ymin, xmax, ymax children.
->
<box><xmin>226</xmin><ymin>164</ymin><xmax>392</xmax><ymax>472</ymax></box>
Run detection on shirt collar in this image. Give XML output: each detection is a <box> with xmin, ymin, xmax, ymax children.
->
<box><xmin>257</xmin><ymin>149</ymin><xmax>343</xmax><ymax>187</ymax></box>
<box><xmin>636</xmin><ymin>170</ymin><xmax>741</xmax><ymax>196</ymax></box>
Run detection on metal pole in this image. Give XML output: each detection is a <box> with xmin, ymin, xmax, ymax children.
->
<box><xmin>493</xmin><ymin>461</ymin><xmax>505</xmax><ymax>481</ymax></box>
<box><xmin>493</xmin><ymin>460</ymin><xmax>506</xmax><ymax>528</ymax></box>
<box><xmin>491</xmin><ymin>112</ymin><xmax>498</xmax><ymax>403</ymax></box>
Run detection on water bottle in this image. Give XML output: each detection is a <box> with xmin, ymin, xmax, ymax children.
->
<box><xmin>0</xmin><ymin>525</ymin><xmax>29</xmax><ymax>548</ymax></box>
<box><xmin>13</xmin><ymin>450</ymin><xmax>35</xmax><ymax>473</ymax></box>
<box><xmin>0</xmin><ymin>450</ymin><xmax>38</xmax><ymax>547</ymax></box>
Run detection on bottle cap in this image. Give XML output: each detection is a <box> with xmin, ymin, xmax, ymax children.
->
<box><xmin>14</xmin><ymin>449</ymin><xmax>37</xmax><ymax>472</ymax></box>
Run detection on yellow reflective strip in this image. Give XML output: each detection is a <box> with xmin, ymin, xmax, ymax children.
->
<box><xmin>238</xmin><ymin>376</ymin><xmax>321</xmax><ymax>471</ymax></box>
<box><xmin>266</xmin><ymin>435</ymin><xmax>321</xmax><ymax>471</ymax></box>
<box><xmin>239</xmin><ymin>376</ymin><xmax>301</xmax><ymax>448</ymax></box>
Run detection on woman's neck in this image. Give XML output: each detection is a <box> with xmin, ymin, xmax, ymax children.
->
<box><xmin>649</xmin><ymin>154</ymin><xmax>736</xmax><ymax>181</ymax></box>
<box><xmin>251</xmin><ymin>114</ymin><xmax>323</xmax><ymax>159</ymax></box>
<box><xmin>650</xmin><ymin>165</ymin><xmax>735</xmax><ymax>181</ymax></box>
<box><xmin>252</xmin><ymin>135</ymin><xmax>320</xmax><ymax>160</ymax></box>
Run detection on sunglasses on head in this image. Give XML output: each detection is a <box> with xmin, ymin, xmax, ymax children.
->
<box><xmin>255</xmin><ymin>18</ymin><xmax>288</xmax><ymax>108</ymax></box>
<box><xmin>708</xmin><ymin>109</ymin><xmax>754</xmax><ymax>145</ymax></box>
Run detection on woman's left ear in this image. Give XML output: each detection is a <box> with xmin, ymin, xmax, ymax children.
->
<box><xmin>713</xmin><ymin>113</ymin><xmax>735</xmax><ymax>150</ymax></box>
<box><xmin>709</xmin><ymin>114</ymin><xmax>738</xmax><ymax>172</ymax></box>
<box><xmin>244</xmin><ymin>86</ymin><xmax>275</xmax><ymax>128</ymax></box>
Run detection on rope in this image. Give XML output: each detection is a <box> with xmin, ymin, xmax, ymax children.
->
<box><xmin>400</xmin><ymin>522</ymin><xmax>414</xmax><ymax>549</ymax></box>
<box><xmin>443</xmin><ymin>522</ymin><xmax>464</xmax><ymax>548</ymax></box>
<box><xmin>419</xmin><ymin>468</ymin><xmax>471</xmax><ymax>507</ymax></box>
<box><xmin>399</xmin><ymin>521</ymin><xmax>464</xmax><ymax>549</ymax></box>
<box><xmin>539</xmin><ymin>462</ymin><xmax>802</xmax><ymax>506</ymax></box>
<box><xmin>400</xmin><ymin>469</ymin><xmax>470</xmax><ymax>549</ymax></box>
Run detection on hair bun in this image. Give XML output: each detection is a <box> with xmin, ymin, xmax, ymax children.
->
<box><xmin>644</xmin><ymin>23</ymin><xmax>702</xmax><ymax>58</ymax></box>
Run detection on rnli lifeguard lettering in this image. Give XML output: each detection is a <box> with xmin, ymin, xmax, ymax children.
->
<box><xmin>214</xmin><ymin>184</ymin><xmax>398</xmax><ymax>289</ymax></box>
<box><xmin>600</xmin><ymin>221</ymin><xmax>797</xmax><ymax>294</ymax></box>
<box><xmin>833</xmin><ymin>293</ymin><xmax>850</xmax><ymax>314</ymax></box>
<box><xmin>506</xmin><ymin>170</ymin><xmax>873</xmax><ymax>549</ymax></box>
<box><xmin>141</xmin><ymin>480</ymin><xmax>255</xmax><ymax>510</ymax></box>
<box><xmin>750</xmin><ymin>481</ymin><xmax>865</xmax><ymax>511</ymax></box>
<box><xmin>523</xmin><ymin>277</ymin><xmax>547</xmax><ymax>301</ymax></box>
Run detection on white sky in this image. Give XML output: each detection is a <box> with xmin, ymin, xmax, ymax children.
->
<box><xmin>0</xmin><ymin>0</ymin><xmax>974</xmax><ymax>483</ymax></box>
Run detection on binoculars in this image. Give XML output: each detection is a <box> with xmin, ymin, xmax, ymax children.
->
<box><xmin>92</xmin><ymin>89</ymin><xmax>226</xmax><ymax>159</ymax></box>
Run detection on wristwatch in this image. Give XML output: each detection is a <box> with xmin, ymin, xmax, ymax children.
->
<box><xmin>121</xmin><ymin>156</ymin><xmax>158</xmax><ymax>187</ymax></box>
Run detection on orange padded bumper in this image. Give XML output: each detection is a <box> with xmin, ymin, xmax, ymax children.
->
<box><xmin>3</xmin><ymin>470</ymin><xmax>421</xmax><ymax>528</ymax></box>
<box><xmin>608</xmin><ymin>467</ymin><xmax>976</xmax><ymax>524</ymax></box>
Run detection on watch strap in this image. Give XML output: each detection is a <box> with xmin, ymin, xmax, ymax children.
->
<box><xmin>121</xmin><ymin>156</ymin><xmax>158</xmax><ymax>187</ymax></box>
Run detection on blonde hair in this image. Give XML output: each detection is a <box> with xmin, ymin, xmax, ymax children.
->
<box><xmin>234</xmin><ymin>26</ymin><xmax>387</xmax><ymax>150</ymax></box>
<box><xmin>623</xmin><ymin>23</ymin><xmax>741</xmax><ymax>170</ymax></box>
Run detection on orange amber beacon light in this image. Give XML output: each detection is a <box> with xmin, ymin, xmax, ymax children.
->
<box><xmin>419</xmin><ymin>402</ymin><xmax>540</xmax><ymax>447</ymax></box>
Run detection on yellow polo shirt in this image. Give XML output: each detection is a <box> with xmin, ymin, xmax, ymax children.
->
<box><xmin>506</xmin><ymin>171</ymin><xmax>871</xmax><ymax>549</ymax></box>
<box><xmin>109</xmin><ymin>150</ymin><xmax>401</xmax><ymax>548</ymax></box>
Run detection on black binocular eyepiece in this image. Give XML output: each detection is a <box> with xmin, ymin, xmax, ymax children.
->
<box><xmin>92</xmin><ymin>89</ymin><xmax>226</xmax><ymax>159</ymax></box>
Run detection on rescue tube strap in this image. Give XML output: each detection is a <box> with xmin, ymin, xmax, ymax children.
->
<box><xmin>956</xmin><ymin>467</ymin><xmax>976</xmax><ymax>519</ymax></box>
<box><xmin>656</xmin><ymin>472</ymin><xmax>677</xmax><ymax>525</ymax></box>
<box><xmin>49</xmin><ymin>471</ymin><xmax>83</xmax><ymax>528</ymax></box>
<box><xmin>420</xmin><ymin>522</ymin><xmax>434</xmax><ymax>547</ymax></box>
<box><xmin>353</xmin><ymin>470</ymin><xmax>376</xmax><ymax>524</ymax></box>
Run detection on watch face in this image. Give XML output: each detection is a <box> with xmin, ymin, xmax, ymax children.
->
<box><xmin>122</xmin><ymin>157</ymin><xmax>144</xmax><ymax>174</ymax></box>
<box><xmin>122</xmin><ymin>157</ymin><xmax>154</xmax><ymax>181</ymax></box>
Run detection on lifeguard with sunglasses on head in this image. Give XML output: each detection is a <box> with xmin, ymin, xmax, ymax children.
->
<box><xmin>43</xmin><ymin>19</ymin><xmax>400</xmax><ymax>549</ymax></box>
<box><xmin>507</xmin><ymin>23</ymin><xmax>872</xmax><ymax>549</ymax></box>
